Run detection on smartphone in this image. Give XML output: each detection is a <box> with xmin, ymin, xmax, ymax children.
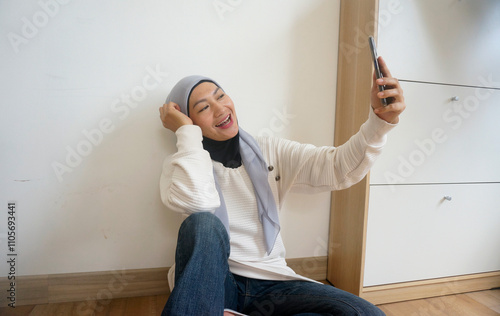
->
<box><xmin>368</xmin><ymin>36</ymin><xmax>388</xmax><ymax>106</ymax></box>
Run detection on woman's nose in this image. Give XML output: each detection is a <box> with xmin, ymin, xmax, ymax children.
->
<box><xmin>212</xmin><ymin>102</ymin><xmax>225</xmax><ymax>117</ymax></box>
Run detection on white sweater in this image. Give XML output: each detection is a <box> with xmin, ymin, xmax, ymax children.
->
<box><xmin>160</xmin><ymin>109</ymin><xmax>396</xmax><ymax>290</ymax></box>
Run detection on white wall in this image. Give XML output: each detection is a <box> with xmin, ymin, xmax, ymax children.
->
<box><xmin>0</xmin><ymin>0</ymin><xmax>339</xmax><ymax>277</ymax></box>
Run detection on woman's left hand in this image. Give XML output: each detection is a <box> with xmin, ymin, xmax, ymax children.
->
<box><xmin>371</xmin><ymin>56</ymin><xmax>406</xmax><ymax>124</ymax></box>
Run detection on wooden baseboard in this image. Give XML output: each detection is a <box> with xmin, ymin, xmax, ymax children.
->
<box><xmin>0</xmin><ymin>256</ymin><xmax>327</xmax><ymax>307</ymax></box>
<box><xmin>0</xmin><ymin>267</ymin><xmax>171</xmax><ymax>308</ymax></box>
<box><xmin>361</xmin><ymin>271</ymin><xmax>500</xmax><ymax>305</ymax></box>
<box><xmin>286</xmin><ymin>256</ymin><xmax>328</xmax><ymax>281</ymax></box>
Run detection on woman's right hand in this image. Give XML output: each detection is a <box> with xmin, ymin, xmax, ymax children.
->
<box><xmin>159</xmin><ymin>102</ymin><xmax>193</xmax><ymax>132</ymax></box>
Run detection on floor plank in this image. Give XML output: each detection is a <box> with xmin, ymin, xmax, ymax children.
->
<box><xmin>378</xmin><ymin>290</ymin><xmax>500</xmax><ymax>316</ymax></box>
<box><xmin>94</xmin><ymin>297</ymin><xmax>127</xmax><ymax>316</ymax></box>
<box><xmin>427</xmin><ymin>294</ymin><xmax>498</xmax><ymax>315</ymax></box>
<box><xmin>0</xmin><ymin>304</ymin><xmax>35</xmax><ymax>316</ymax></box>
<box><xmin>124</xmin><ymin>296</ymin><xmax>157</xmax><ymax>315</ymax></box>
<box><xmin>0</xmin><ymin>289</ymin><xmax>498</xmax><ymax>315</ymax></box>
<box><xmin>29</xmin><ymin>301</ymin><xmax>78</xmax><ymax>316</ymax></box>
<box><xmin>156</xmin><ymin>294</ymin><xmax>169</xmax><ymax>313</ymax></box>
<box><xmin>466</xmin><ymin>289</ymin><xmax>500</xmax><ymax>313</ymax></box>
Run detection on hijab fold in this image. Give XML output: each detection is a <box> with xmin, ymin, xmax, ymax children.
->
<box><xmin>165</xmin><ymin>75</ymin><xmax>280</xmax><ymax>254</ymax></box>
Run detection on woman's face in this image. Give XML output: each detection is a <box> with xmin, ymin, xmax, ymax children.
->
<box><xmin>188</xmin><ymin>81</ymin><xmax>239</xmax><ymax>141</ymax></box>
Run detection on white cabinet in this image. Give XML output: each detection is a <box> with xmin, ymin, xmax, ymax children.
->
<box><xmin>364</xmin><ymin>183</ymin><xmax>500</xmax><ymax>286</ymax></box>
<box><xmin>328</xmin><ymin>0</ymin><xmax>500</xmax><ymax>303</ymax></box>
<box><xmin>364</xmin><ymin>0</ymin><xmax>500</xmax><ymax>288</ymax></box>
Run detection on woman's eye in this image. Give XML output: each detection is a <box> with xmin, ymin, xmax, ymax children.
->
<box><xmin>199</xmin><ymin>105</ymin><xmax>209</xmax><ymax>113</ymax></box>
<box><xmin>218</xmin><ymin>93</ymin><xmax>225</xmax><ymax>100</ymax></box>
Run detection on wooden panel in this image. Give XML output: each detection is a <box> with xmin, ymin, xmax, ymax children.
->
<box><xmin>328</xmin><ymin>0</ymin><xmax>378</xmax><ymax>295</ymax></box>
<box><xmin>47</xmin><ymin>267</ymin><xmax>170</xmax><ymax>304</ymax></box>
<box><xmin>0</xmin><ymin>268</ymin><xmax>170</xmax><ymax>308</ymax></box>
<box><xmin>0</xmin><ymin>257</ymin><xmax>326</xmax><ymax>307</ymax></box>
<box><xmin>362</xmin><ymin>271</ymin><xmax>500</xmax><ymax>305</ymax></box>
<box><xmin>378</xmin><ymin>0</ymin><xmax>500</xmax><ymax>88</ymax></box>
<box><xmin>0</xmin><ymin>274</ymin><xmax>48</xmax><ymax>307</ymax></box>
<box><xmin>287</xmin><ymin>256</ymin><xmax>327</xmax><ymax>281</ymax></box>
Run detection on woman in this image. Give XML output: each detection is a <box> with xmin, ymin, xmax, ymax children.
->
<box><xmin>159</xmin><ymin>57</ymin><xmax>405</xmax><ymax>315</ymax></box>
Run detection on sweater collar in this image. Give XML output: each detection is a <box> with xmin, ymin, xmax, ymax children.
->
<box><xmin>202</xmin><ymin>132</ymin><xmax>242</xmax><ymax>168</ymax></box>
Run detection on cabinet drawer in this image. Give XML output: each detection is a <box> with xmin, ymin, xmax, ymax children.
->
<box><xmin>363</xmin><ymin>183</ymin><xmax>500</xmax><ymax>287</ymax></box>
<box><xmin>378</xmin><ymin>0</ymin><xmax>500</xmax><ymax>88</ymax></box>
<box><xmin>370</xmin><ymin>81</ymin><xmax>500</xmax><ymax>185</ymax></box>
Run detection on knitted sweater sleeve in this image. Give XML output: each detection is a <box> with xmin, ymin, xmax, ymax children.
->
<box><xmin>159</xmin><ymin>125</ymin><xmax>220</xmax><ymax>214</ymax></box>
<box><xmin>260</xmin><ymin>109</ymin><xmax>397</xmax><ymax>200</ymax></box>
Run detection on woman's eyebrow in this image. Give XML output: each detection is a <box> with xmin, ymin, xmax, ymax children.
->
<box><xmin>192</xmin><ymin>87</ymin><xmax>221</xmax><ymax>109</ymax></box>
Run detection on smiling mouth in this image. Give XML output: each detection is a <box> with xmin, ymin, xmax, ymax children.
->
<box><xmin>215</xmin><ymin>114</ymin><xmax>231</xmax><ymax>127</ymax></box>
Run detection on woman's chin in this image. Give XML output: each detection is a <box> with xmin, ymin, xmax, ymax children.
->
<box><xmin>211</xmin><ymin>125</ymin><xmax>239</xmax><ymax>141</ymax></box>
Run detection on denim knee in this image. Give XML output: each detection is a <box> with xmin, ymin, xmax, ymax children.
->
<box><xmin>179</xmin><ymin>212</ymin><xmax>229</xmax><ymax>246</ymax></box>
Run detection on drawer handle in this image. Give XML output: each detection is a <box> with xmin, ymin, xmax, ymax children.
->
<box><xmin>443</xmin><ymin>196</ymin><xmax>452</xmax><ymax>201</ymax></box>
<box><xmin>451</xmin><ymin>96</ymin><xmax>460</xmax><ymax>102</ymax></box>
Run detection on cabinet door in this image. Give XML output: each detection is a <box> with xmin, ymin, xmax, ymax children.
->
<box><xmin>378</xmin><ymin>0</ymin><xmax>500</xmax><ymax>88</ymax></box>
<box><xmin>370</xmin><ymin>81</ymin><xmax>500</xmax><ymax>185</ymax></box>
<box><xmin>364</xmin><ymin>183</ymin><xmax>500</xmax><ymax>287</ymax></box>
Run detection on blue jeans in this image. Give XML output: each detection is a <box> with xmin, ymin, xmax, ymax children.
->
<box><xmin>162</xmin><ymin>212</ymin><xmax>385</xmax><ymax>316</ymax></box>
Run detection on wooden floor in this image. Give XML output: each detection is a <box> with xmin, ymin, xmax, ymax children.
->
<box><xmin>0</xmin><ymin>294</ymin><xmax>170</xmax><ymax>316</ymax></box>
<box><xmin>378</xmin><ymin>289</ymin><xmax>500</xmax><ymax>316</ymax></box>
<box><xmin>1</xmin><ymin>289</ymin><xmax>498</xmax><ymax>315</ymax></box>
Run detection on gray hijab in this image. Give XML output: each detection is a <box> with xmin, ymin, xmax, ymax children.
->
<box><xmin>165</xmin><ymin>75</ymin><xmax>280</xmax><ymax>255</ymax></box>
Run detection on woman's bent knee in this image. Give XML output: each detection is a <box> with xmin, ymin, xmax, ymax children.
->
<box><xmin>180</xmin><ymin>212</ymin><xmax>228</xmax><ymax>241</ymax></box>
<box><xmin>176</xmin><ymin>212</ymin><xmax>231</xmax><ymax>263</ymax></box>
<box><xmin>182</xmin><ymin>212</ymin><xmax>223</xmax><ymax>230</ymax></box>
